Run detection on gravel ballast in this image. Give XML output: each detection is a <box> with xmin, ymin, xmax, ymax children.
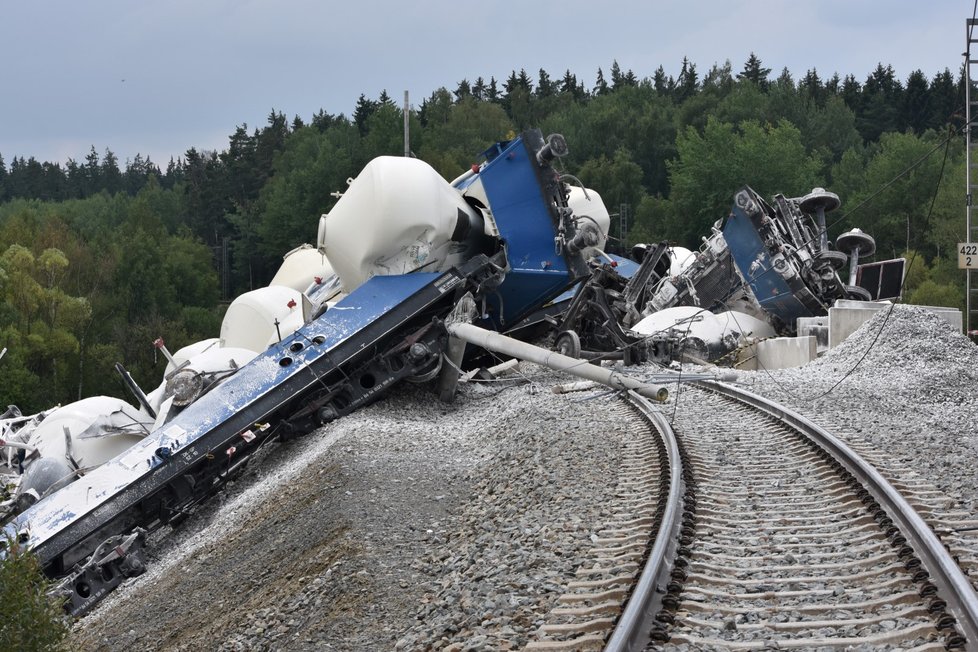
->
<box><xmin>71</xmin><ymin>369</ymin><xmax>631</xmax><ymax>651</ymax></box>
<box><xmin>732</xmin><ymin>304</ymin><xmax>978</xmax><ymax>516</ymax></box>
<box><xmin>68</xmin><ymin>303</ymin><xmax>978</xmax><ymax>650</ymax></box>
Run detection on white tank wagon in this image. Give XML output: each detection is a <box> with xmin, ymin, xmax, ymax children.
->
<box><xmin>316</xmin><ymin>156</ymin><xmax>495</xmax><ymax>293</ymax></box>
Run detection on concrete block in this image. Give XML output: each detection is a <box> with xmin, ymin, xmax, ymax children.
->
<box><xmin>829</xmin><ymin>300</ymin><xmax>963</xmax><ymax>348</ymax></box>
<box><xmin>732</xmin><ymin>343</ymin><xmax>758</xmax><ymax>371</ymax></box>
<box><xmin>796</xmin><ymin>317</ymin><xmax>829</xmax><ymax>355</ymax></box>
<box><xmin>756</xmin><ymin>336</ymin><xmax>817</xmax><ymax>370</ymax></box>
<box><xmin>828</xmin><ymin>301</ymin><xmax>890</xmax><ymax>348</ymax></box>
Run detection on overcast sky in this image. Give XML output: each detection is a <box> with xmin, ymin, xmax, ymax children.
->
<box><xmin>0</xmin><ymin>1</ymin><xmax>973</xmax><ymax>167</ymax></box>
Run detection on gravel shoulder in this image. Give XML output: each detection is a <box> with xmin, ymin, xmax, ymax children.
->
<box><xmin>71</xmin><ymin>368</ymin><xmax>630</xmax><ymax>651</ymax></box>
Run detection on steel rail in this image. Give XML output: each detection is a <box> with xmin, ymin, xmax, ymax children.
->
<box><xmin>604</xmin><ymin>390</ymin><xmax>685</xmax><ymax>652</ymax></box>
<box><xmin>701</xmin><ymin>379</ymin><xmax>978</xmax><ymax>649</ymax></box>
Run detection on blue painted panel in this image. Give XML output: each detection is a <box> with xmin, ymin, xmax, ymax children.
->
<box><xmin>7</xmin><ymin>273</ymin><xmax>439</xmax><ymax>549</ymax></box>
<box><xmin>477</xmin><ymin>136</ymin><xmax>575</xmax><ymax>326</ymax></box>
<box><xmin>723</xmin><ymin>208</ymin><xmax>811</xmax><ymax>324</ymax></box>
<box><xmin>607</xmin><ymin>254</ymin><xmax>640</xmax><ymax>278</ymax></box>
<box><xmin>547</xmin><ymin>254</ymin><xmax>639</xmax><ymax>304</ymax></box>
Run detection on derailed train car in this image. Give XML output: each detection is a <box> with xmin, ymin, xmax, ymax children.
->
<box><xmin>1</xmin><ymin>130</ymin><xmax>611</xmax><ymax>615</ymax></box>
<box><xmin>552</xmin><ymin>185</ymin><xmax>887</xmax><ymax>364</ymax></box>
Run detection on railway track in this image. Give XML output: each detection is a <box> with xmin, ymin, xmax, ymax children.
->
<box><xmin>528</xmin><ymin>381</ymin><xmax>978</xmax><ymax>650</ymax></box>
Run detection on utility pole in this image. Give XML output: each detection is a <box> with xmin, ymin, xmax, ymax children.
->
<box><xmin>620</xmin><ymin>203</ymin><xmax>629</xmax><ymax>250</ymax></box>
<box><xmin>404</xmin><ymin>91</ymin><xmax>410</xmax><ymax>157</ymax></box>
<box><xmin>965</xmin><ymin>20</ymin><xmax>978</xmax><ymax>337</ymax></box>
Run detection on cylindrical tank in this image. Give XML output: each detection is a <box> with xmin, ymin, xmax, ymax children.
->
<box><xmin>26</xmin><ymin>396</ymin><xmax>152</xmax><ymax>469</ymax></box>
<box><xmin>164</xmin><ymin>338</ymin><xmax>220</xmax><ymax>377</ymax></box>
<box><xmin>269</xmin><ymin>244</ymin><xmax>335</xmax><ymax>293</ymax></box>
<box><xmin>567</xmin><ymin>186</ymin><xmax>610</xmax><ymax>257</ymax></box>
<box><xmin>632</xmin><ymin>306</ymin><xmax>775</xmax><ymax>359</ymax></box>
<box><xmin>668</xmin><ymin>247</ymin><xmax>696</xmax><ymax>276</ymax></box>
<box><xmin>147</xmin><ymin>344</ymin><xmax>259</xmax><ymax>414</ymax></box>
<box><xmin>317</xmin><ymin>156</ymin><xmax>483</xmax><ymax>292</ymax></box>
<box><xmin>220</xmin><ymin>286</ymin><xmax>305</xmax><ymax>352</ymax></box>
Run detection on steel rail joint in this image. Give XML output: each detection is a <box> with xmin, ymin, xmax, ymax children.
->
<box><xmin>702</xmin><ymin>379</ymin><xmax>978</xmax><ymax>649</ymax></box>
<box><xmin>605</xmin><ymin>391</ymin><xmax>686</xmax><ymax>652</ymax></box>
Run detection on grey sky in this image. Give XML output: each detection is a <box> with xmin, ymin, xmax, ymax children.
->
<box><xmin>0</xmin><ymin>1</ymin><xmax>972</xmax><ymax>167</ymax></box>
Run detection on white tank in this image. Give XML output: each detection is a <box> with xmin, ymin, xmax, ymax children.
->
<box><xmin>567</xmin><ymin>186</ymin><xmax>610</xmax><ymax>256</ymax></box>
<box><xmin>632</xmin><ymin>307</ymin><xmax>775</xmax><ymax>350</ymax></box>
<box><xmin>220</xmin><ymin>286</ymin><xmax>305</xmax><ymax>352</ymax></box>
<box><xmin>668</xmin><ymin>247</ymin><xmax>696</xmax><ymax>276</ymax></box>
<box><xmin>317</xmin><ymin>156</ymin><xmax>482</xmax><ymax>292</ymax></box>
<box><xmin>164</xmin><ymin>338</ymin><xmax>220</xmax><ymax>377</ymax></box>
<box><xmin>26</xmin><ymin>396</ymin><xmax>152</xmax><ymax>470</ymax></box>
<box><xmin>146</xmin><ymin>344</ymin><xmax>260</xmax><ymax>415</ymax></box>
<box><xmin>269</xmin><ymin>244</ymin><xmax>335</xmax><ymax>293</ymax></box>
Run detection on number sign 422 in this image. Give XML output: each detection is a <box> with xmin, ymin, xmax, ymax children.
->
<box><xmin>960</xmin><ymin>243</ymin><xmax>978</xmax><ymax>269</ymax></box>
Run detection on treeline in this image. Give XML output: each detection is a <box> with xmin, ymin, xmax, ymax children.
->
<box><xmin>0</xmin><ymin>54</ymin><xmax>970</xmax><ymax>411</ymax></box>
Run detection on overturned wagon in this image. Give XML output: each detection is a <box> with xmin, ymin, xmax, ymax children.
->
<box><xmin>1</xmin><ymin>130</ymin><xmax>623</xmax><ymax>615</ymax></box>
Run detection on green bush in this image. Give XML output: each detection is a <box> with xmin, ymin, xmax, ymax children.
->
<box><xmin>0</xmin><ymin>537</ymin><xmax>69</xmax><ymax>652</ymax></box>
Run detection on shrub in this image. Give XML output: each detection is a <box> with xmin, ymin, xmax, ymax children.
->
<box><xmin>0</xmin><ymin>536</ymin><xmax>69</xmax><ymax>651</ymax></box>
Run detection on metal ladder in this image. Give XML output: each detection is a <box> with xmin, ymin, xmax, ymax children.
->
<box><xmin>966</xmin><ymin>19</ymin><xmax>978</xmax><ymax>337</ymax></box>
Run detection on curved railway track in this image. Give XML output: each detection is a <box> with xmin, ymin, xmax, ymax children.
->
<box><xmin>528</xmin><ymin>381</ymin><xmax>978</xmax><ymax>650</ymax></box>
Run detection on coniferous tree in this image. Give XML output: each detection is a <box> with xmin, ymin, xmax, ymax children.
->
<box><xmin>902</xmin><ymin>69</ymin><xmax>931</xmax><ymax>134</ymax></box>
<box><xmin>84</xmin><ymin>146</ymin><xmax>101</xmax><ymax>196</ymax></box>
<box><xmin>453</xmin><ymin>79</ymin><xmax>472</xmax><ymax>103</ymax></box>
<box><xmin>594</xmin><ymin>68</ymin><xmax>609</xmax><ymax>96</ymax></box>
<box><xmin>610</xmin><ymin>60</ymin><xmax>624</xmax><ymax>88</ymax></box>
<box><xmin>737</xmin><ymin>52</ymin><xmax>771</xmax><ymax>90</ymax></box>
<box><xmin>560</xmin><ymin>69</ymin><xmax>576</xmax><ymax>94</ymax></box>
<box><xmin>501</xmin><ymin>71</ymin><xmax>519</xmax><ymax>116</ymax></box>
<box><xmin>486</xmin><ymin>76</ymin><xmax>500</xmax><ymax>102</ymax></box>
<box><xmin>311</xmin><ymin>109</ymin><xmax>340</xmax><ymax>133</ymax></box>
<box><xmin>560</xmin><ymin>69</ymin><xmax>587</xmax><ymax>102</ymax></box>
<box><xmin>163</xmin><ymin>156</ymin><xmax>183</xmax><ymax>188</ymax></box>
<box><xmin>840</xmin><ymin>74</ymin><xmax>862</xmax><ymax>111</ymax></box>
<box><xmin>928</xmin><ymin>68</ymin><xmax>958</xmax><ymax>128</ymax></box>
<box><xmin>675</xmin><ymin>57</ymin><xmax>699</xmax><ymax>102</ymax></box>
<box><xmin>0</xmin><ymin>153</ymin><xmax>7</xmax><ymax>202</ymax></box>
<box><xmin>101</xmin><ymin>148</ymin><xmax>123</xmax><ymax>195</ymax></box>
<box><xmin>42</xmin><ymin>161</ymin><xmax>69</xmax><ymax>200</ymax></box>
<box><xmin>472</xmin><ymin>77</ymin><xmax>487</xmax><ymax>101</ymax></box>
<box><xmin>353</xmin><ymin>93</ymin><xmax>379</xmax><ymax>135</ymax></box>
<box><xmin>65</xmin><ymin>158</ymin><xmax>84</xmax><ymax>197</ymax></box>
<box><xmin>502</xmin><ymin>70</ymin><xmax>534</xmax><ymax>128</ymax></box>
<box><xmin>825</xmin><ymin>73</ymin><xmax>841</xmax><ymax>96</ymax></box>
<box><xmin>858</xmin><ymin>63</ymin><xmax>902</xmax><ymax>140</ymax></box>
<box><xmin>536</xmin><ymin>69</ymin><xmax>556</xmax><ymax>98</ymax></box>
<box><xmin>652</xmin><ymin>66</ymin><xmax>671</xmax><ymax>95</ymax></box>
<box><xmin>800</xmin><ymin>69</ymin><xmax>824</xmax><ymax>106</ymax></box>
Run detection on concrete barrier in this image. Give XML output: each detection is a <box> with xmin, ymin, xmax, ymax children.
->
<box><xmin>828</xmin><ymin>300</ymin><xmax>962</xmax><ymax>349</ymax></box>
<box><xmin>756</xmin><ymin>336</ymin><xmax>817</xmax><ymax>370</ymax></box>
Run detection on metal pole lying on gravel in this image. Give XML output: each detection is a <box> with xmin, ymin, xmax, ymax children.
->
<box><xmin>445</xmin><ymin>321</ymin><xmax>669</xmax><ymax>402</ymax></box>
